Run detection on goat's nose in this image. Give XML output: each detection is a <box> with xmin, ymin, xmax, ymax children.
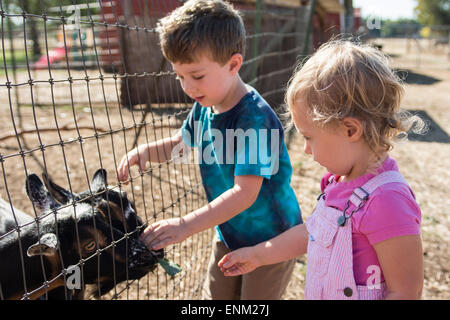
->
<box><xmin>138</xmin><ymin>223</ymin><xmax>148</xmax><ymax>236</ymax></box>
<box><xmin>128</xmin><ymin>239</ymin><xmax>162</xmax><ymax>268</ymax></box>
<box><xmin>151</xmin><ymin>248</ymin><xmax>165</xmax><ymax>260</ymax></box>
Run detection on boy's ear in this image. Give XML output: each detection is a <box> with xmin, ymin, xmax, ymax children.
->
<box><xmin>341</xmin><ymin>117</ymin><xmax>364</xmax><ymax>142</ymax></box>
<box><xmin>228</xmin><ymin>53</ymin><xmax>243</xmax><ymax>74</ymax></box>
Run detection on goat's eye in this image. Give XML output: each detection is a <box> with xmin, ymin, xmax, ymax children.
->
<box><xmin>84</xmin><ymin>241</ymin><xmax>97</xmax><ymax>252</ymax></box>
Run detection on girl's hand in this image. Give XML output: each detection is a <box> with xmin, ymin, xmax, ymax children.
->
<box><xmin>117</xmin><ymin>145</ymin><xmax>149</xmax><ymax>184</ymax></box>
<box><xmin>218</xmin><ymin>247</ymin><xmax>261</xmax><ymax>276</ymax></box>
<box><xmin>139</xmin><ymin>218</ymin><xmax>191</xmax><ymax>251</ymax></box>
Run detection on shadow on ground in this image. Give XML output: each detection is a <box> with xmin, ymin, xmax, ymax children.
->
<box><xmin>396</xmin><ymin>69</ymin><xmax>441</xmax><ymax>85</ymax></box>
<box><xmin>407</xmin><ymin>110</ymin><xmax>450</xmax><ymax>143</ymax></box>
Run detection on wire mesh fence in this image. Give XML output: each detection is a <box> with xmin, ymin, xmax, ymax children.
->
<box><xmin>0</xmin><ymin>0</ymin><xmax>313</xmax><ymax>300</ymax></box>
<box><xmin>361</xmin><ymin>19</ymin><xmax>450</xmax><ymax>71</ymax></box>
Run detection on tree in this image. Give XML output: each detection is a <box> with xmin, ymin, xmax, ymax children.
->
<box><xmin>415</xmin><ymin>0</ymin><xmax>450</xmax><ymax>25</ymax></box>
<box><xmin>380</xmin><ymin>19</ymin><xmax>422</xmax><ymax>38</ymax></box>
<box><xmin>22</xmin><ymin>0</ymin><xmax>42</xmax><ymax>59</ymax></box>
<box><xmin>5</xmin><ymin>0</ymin><xmax>98</xmax><ymax>61</ymax></box>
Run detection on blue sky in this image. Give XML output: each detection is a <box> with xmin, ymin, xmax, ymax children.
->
<box><xmin>353</xmin><ymin>0</ymin><xmax>417</xmax><ymax>20</ymax></box>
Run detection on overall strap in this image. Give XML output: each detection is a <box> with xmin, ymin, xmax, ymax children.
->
<box><xmin>349</xmin><ymin>171</ymin><xmax>409</xmax><ymax>207</ymax></box>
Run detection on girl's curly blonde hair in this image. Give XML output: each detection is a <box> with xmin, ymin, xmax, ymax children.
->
<box><xmin>286</xmin><ymin>39</ymin><xmax>425</xmax><ymax>156</ymax></box>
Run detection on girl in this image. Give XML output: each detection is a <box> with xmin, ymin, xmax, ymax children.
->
<box><xmin>218</xmin><ymin>40</ymin><xmax>424</xmax><ymax>300</ymax></box>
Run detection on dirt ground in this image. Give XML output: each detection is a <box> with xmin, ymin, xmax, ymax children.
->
<box><xmin>0</xmin><ymin>38</ymin><xmax>449</xmax><ymax>300</ymax></box>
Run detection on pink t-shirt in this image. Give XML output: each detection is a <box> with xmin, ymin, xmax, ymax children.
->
<box><xmin>320</xmin><ymin>157</ymin><xmax>421</xmax><ymax>285</ymax></box>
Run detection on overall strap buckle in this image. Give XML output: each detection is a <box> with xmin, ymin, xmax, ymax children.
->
<box><xmin>338</xmin><ymin>188</ymin><xmax>370</xmax><ymax>227</ymax></box>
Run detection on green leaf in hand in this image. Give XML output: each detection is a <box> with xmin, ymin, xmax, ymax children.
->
<box><xmin>158</xmin><ymin>258</ymin><xmax>182</xmax><ymax>276</ymax></box>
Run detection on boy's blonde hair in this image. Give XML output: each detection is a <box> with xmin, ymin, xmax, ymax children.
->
<box><xmin>286</xmin><ymin>39</ymin><xmax>424</xmax><ymax>155</ymax></box>
<box><xmin>157</xmin><ymin>0</ymin><xmax>245</xmax><ymax>65</ymax></box>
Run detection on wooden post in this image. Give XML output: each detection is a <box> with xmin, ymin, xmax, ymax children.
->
<box><xmin>286</xmin><ymin>0</ymin><xmax>317</xmax><ymax>149</ymax></box>
<box><xmin>250</xmin><ymin>0</ymin><xmax>263</xmax><ymax>82</ymax></box>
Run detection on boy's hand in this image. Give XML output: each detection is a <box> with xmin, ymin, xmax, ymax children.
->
<box><xmin>117</xmin><ymin>145</ymin><xmax>149</xmax><ymax>184</ymax></box>
<box><xmin>140</xmin><ymin>217</ymin><xmax>190</xmax><ymax>251</ymax></box>
<box><xmin>218</xmin><ymin>246</ymin><xmax>261</xmax><ymax>276</ymax></box>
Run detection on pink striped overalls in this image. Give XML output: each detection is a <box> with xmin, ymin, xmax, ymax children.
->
<box><xmin>304</xmin><ymin>171</ymin><xmax>409</xmax><ymax>300</ymax></box>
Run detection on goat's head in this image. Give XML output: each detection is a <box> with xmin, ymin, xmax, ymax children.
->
<box><xmin>25</xmin><ymin>169</ymin><xmax>164</xmax><ymax>298</ymax></box>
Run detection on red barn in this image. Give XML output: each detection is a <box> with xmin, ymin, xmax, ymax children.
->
<box><xmin>97</xmin><ymin>0</ymin><xmax>354</xmax><ymax>108</ymax></box>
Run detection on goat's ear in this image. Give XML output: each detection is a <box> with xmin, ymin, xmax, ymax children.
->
<box><xmin>42</xmin><ymin>173</ymin><xmax>73</xmax><ymax>204</ymax></box>
<box><xmin>91</xmin><ymin>169</ymin><xmax>107</xmax><ymax>191</ymax></box>
<box><xmin>26</xmin><ymin>174</ymin><xmax>59</xmax><ymax>213</ymax></box>
<box><xmin>27</xmin><ymin>233</ymin><xmax>59</xmax><ymax>257</ymax></box>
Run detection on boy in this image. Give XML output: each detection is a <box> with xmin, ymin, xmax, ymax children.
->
<box><xmin>117</xmin><ymin>0</ymin><xmax>302</xmax><ymax>300</ymax></box>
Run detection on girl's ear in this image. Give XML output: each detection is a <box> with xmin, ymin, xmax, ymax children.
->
<box><xmin>228</xmin><ymin>53</ymin><xmax>243</xmax><ymax>74</ymax></box>
<box><xmin>341</xmin><ymin>117</ymin><xmax>364</xmax><ymax>142</ymax></box>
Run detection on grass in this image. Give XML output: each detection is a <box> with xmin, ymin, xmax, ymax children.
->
<box><xmin>0</xmin><ymin>49</ymin><xmax>32</xmax><ymax>76</ymax></box>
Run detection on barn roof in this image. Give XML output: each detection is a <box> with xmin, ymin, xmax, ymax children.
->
<box><xmin>234</xmin><ymin>0</ymin><xmax>344</xmax><ymax>12</ymax></box>
<box><xmin>317</xmin><ymin>0</ymin><xmax>344</xmax><ymax>13</ymax></box>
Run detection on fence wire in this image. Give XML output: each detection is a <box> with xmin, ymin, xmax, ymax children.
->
<box><xmin>0</xmin><ymin>0</ymin><xmax>312</xmax><ymax>300</ymax></box>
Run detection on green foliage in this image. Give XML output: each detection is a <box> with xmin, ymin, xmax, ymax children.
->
<box><xmin>158</xmin><ymin>258</ymin><xmax>182</xmax><ymax>277</ymax></box>
<box><xmin>3</xmin><ymin>0</ymin><xmax>101</xmax><ymax>59</ymax></box>
<box><xmin>415</xmin><ymin>0</ymin><xmax>450</xmax><ymax>25</ymax></box>
<box><xmin>4</xmin><ymin>0</ymin><xmax>75</xmax><ymax>15</ymax></box>
<box><xmin>380</xmin><ymin>18</ymin><xmax>422</xmax><ymax>37</ymax></box>
<box><xmin>0</xmin><ymin>49</ymin><xmax>29</xmax><ymax>66</ymax></box>
<box><xmin>4</xmin><ymin>0</ymin><xmax>98</xmax><ymax>20</ymax></box>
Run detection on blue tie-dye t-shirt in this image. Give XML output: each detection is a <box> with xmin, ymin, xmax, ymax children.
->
<box><xmin>181</xmin><ymin>88</ymin><xmax>302</xmax><ymax>250</ymax></box>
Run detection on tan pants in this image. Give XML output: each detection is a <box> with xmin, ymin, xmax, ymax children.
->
<box><xmin>201</xmin><ymin>238</ymin><xmax>295</xmax><ymax>300</ymax></box>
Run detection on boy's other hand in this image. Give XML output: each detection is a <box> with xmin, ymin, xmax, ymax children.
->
<box><xmin>117</xmin><ymin>145</ymin><xmax>149</xmax><ymax>184</ymax></box>
<box><xmin>218</xmin><ymin>246</ymin><xmax>260</xmax><ymax>276</ymax></box>
<box><xmin>140</xmin><ymin>217</ymin><xmax>190</xmax><ymax>251</ymax></box>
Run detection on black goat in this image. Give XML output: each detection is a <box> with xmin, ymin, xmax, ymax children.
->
<box><xmin>0</xmin><ymin>169</ymin><xmax>164</xmax><ymax>300</ymax></box>
<box><xmin>0</xmin><ymin>198</ymin><xmax>34</xmax><ymax>236</ymax></box>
